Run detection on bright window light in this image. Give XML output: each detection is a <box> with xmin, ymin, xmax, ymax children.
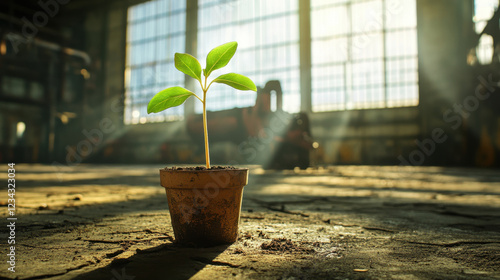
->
<box><xmin>474</xmin><ymin>0</ymin><xmax>498</xmax><ymax>64</ymax></box>
<box><xmin>310</xmin><ymin>0</ymin><xmax>419</xmax><ymax>111</ymax></box>
<box><xmin>16</xmin><ymin>122</ymin><xmax>25</xmax><ymax>139</ymax></box>
<box><xmin>125</xmin><ymin>0</ymin><xmax>187</xmax><ymax>124</ymax></box>
<box><xmin>196</xmin><ymin>0</ymin><xmax>300</xmax><ymax>113</ymax></box>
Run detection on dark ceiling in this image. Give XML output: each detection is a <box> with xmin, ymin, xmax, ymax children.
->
<box><xmin>0</xmin><ymin>0</ymin><xmax>100</xmax><ymax>42</ymax></box>
<box><xmin>0</xmin><ymin>0</ymin><xmax>147</xmax><ymax>46</ymax></box>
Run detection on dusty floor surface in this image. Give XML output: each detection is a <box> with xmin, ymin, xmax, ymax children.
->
<box><xmin>0</xmin><ymin>164</ymin><xmax>499</xmax><ymax>279</ymax></box>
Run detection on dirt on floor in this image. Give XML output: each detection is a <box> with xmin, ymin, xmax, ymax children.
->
<box><xmin>0</xmin><ymin>164</ymin><xmax>499</xmax><ymax>279</ymax></box>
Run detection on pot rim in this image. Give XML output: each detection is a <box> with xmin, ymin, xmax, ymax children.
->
<box><xmin>160</xmin><ymin>168</ymin><xmax>249</xmax><ymax>173</ymax></box>
<box><xmin>159</xmin><ymin>167</ymin><xmax>249</xmax><ymax>189</ymax></box>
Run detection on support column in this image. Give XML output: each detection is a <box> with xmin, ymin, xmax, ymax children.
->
<box><xmin>299</xmin><ymin>0</ymin><xmax>312</xmax><ymax>113</ymax></box>
<box><xmin>184</xmin><ymin>0</ymin><xmax>198</xmax><ymax>117</ymax></box>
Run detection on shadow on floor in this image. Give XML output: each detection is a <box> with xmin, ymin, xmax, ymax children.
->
<box><xmin>71</xmin><ymin>243</ymin><xmax>230</xmax><ymax>280</ymax></box>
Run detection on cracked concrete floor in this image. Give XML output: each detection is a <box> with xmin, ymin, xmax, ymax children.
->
<box><xmin>0</xmin><ymin>164</ymin><xmax>499</xmax><ymax>279</ymax></box>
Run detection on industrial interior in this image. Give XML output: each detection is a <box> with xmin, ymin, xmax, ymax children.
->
<box><xmin>0</xmin><ymin>0</ymin><xmax>499</xmax><ymax>279</ymax></box>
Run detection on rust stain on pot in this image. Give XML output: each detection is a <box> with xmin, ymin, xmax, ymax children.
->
<box><xmin>159</xmin><ymin>168</ymin><xmax>248</xmax><ymax>246</ymax></box>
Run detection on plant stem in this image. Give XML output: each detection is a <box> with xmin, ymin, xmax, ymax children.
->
<box><xmin>202</xmin><ymin>89</ymin><xmax>210</xmax><ymax>169</ymax></box>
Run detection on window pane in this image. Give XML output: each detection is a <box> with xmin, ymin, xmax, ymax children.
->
<box><xmin>311</xmin><ymin>0</ymin><xmax>349</xmax><ymax>9</ymax></box>
<box><xmin>312</xmin><ymin>64</ymin><xmax>345</xmax><ymax>92</ymax></box>
<box><xmin>125</xmin><ymin>0</ymin><xmax>186</xmax><ymax>124</ymax></box>
<box><xmin>351</xmin><ymin>60</ymin><xmax>384</xmax><ymax>87</ymax></box>
<box><xmin>386</xmin><ymin>57</ymin><xmax>418</xmax><ymax>85</ymax></box>
<box><xmin>473</xmin><ymin>0</ymin><xmax>498</xmax><ymax>64</ymax></box>
<box><xmin>311</xmin><ymin>0</ymin><xmax>419</xmax><ymax>112</ymax></box>
<box><xmin>351</xmin><ymin>0</ymin><xmax>383</xmax><ymax>34</ymax></box>
<box><xmin>312</xmin><ymin>38</ymin><xmax>348</xmax><ymax>65</ymax></box>
<box><xmin>474</xmin><ymin>0</ymin><xmax>498</xmax><ymax>23</ymax></box>
<box><xmin>387</xmin><ymin>84</ymin><xmax>418</xmax><ymax>107</ymax></box>
<box><xmin>476</xmin><ymin>35</ymin><xmax>494</xmax><ymax>64</ymax></box>
<box><xmin>385</xmin><ymin>0</ymin><xmax>417</xmax><ymax>30</ymax></box>
<box><xmin>351</xmin><ymin>32</ymin><xmax>383</xmax><ymax>60</ymax></box>
<box><xmin>197</xmin><ymin>0</ymin><xmax>300</xmax><ymax>113</ymax></box>
<box><xmin>313</xmin><ymin>90</ymin><xmax>346</xmax><ymax>111</ymax></box>
<box><xmin>311</xmin><ymin>5</ymin><xmax>349</xmax><ymax>38</ymax></box>
<box><xmin>312</xmin><ymin>64</ymin><xmax>346</xmax><ymax>111</ymax></box>
<box><xmin>385</xmin><ymin>30</ymin><xmax>418</xmax><ymax>57</ymax></box>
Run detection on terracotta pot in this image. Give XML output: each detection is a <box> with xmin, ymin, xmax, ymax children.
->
<box><xmin>159</xmin><ymin>168</ymin><xmax>248</xmax><ymax>246</ymax></box>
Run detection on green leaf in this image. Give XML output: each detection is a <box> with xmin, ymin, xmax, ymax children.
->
<box><xmin>205</xmin><ymin>42</ymin><xmax>238</xmax><ymax>77</ymax></box>
<box><xmin>147</xmin><ymin>87</ymin><xmax>194</xmax><ymax>114</ymax></box>
<box><xmin>175</xmin><ymin>53</ymin><xmax>202</xmax><ymax>82</ymax></box>
<box><xmin>213</xmin><ymin>73</ymin><xmax>257</xmax><ymax>91</ymax></box>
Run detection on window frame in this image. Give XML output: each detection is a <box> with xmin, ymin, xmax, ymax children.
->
<box><xmin>124</xmin><ymin>0</ymin><xmax>420</xmax><ymax>124</ymax></box>
<box><xmin>310</xmin><ymin>0</ymin><xmax>419</xmax><ymax>112</ymax></box>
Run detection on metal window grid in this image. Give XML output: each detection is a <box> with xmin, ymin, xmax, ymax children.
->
<box><xmin>196</xmin><ymin>0</ymin><xmax>301</xmax><ymax>113</ymax></box>
<box><xmin>125</xmin><ymin>0</ymin><xmax>426</xmax><ymax>124</ymax></box>
<box><xmin>310</xmin><ymin>0</ymin><xmax>419</xmax><ymax>112</ymax></box>
<box><xmin>124</xmin><ymin>0</ymin><xmax>187</xmax><ymax>124</ymax></box>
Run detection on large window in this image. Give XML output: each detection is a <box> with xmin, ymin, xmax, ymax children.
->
<box><xmin>474</xmin><ymin>0</ymin><xmax>498</xmax><ymax>64</ymax></box>
<box><xmin>125</xmin><ymin>0</ymin><xmax>186</xmax><ymax>124</ymax></box>
<box><xmin>197</xmin><ymin>0</ymin><xmax>300</xmax><ymax>113</ymax></box>
<box><xmin>125</xmin><ymin>0</ymin><xmax>420</xmax><ymax>124</ymax></box>
<box><xmin>311</xmin><ymin>0</ymin><xmax>418</xmax><ymax>111</ymax></box>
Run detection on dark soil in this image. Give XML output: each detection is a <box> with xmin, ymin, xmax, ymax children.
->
<box><xmin>163</xmin><ymin>166</ymin><xmax>239</xmax><ymax>171</ymax></box>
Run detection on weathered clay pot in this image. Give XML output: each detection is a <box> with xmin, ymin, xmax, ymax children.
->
<box><xmin>159</xmin><ymin>168</ymin><xmax>248</xmax><ymax>246</ymax></box>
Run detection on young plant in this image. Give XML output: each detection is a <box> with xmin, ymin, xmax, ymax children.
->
<box><xmin>147</xmin><ymin>41</ymin><xmax>257</xmax><ymax>169</ymax></box>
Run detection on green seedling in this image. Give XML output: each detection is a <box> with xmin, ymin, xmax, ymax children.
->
<box><xmin>147</xmin><ymin>41</ymin><xmax>257</xmax><ymax>169</ymax></box>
